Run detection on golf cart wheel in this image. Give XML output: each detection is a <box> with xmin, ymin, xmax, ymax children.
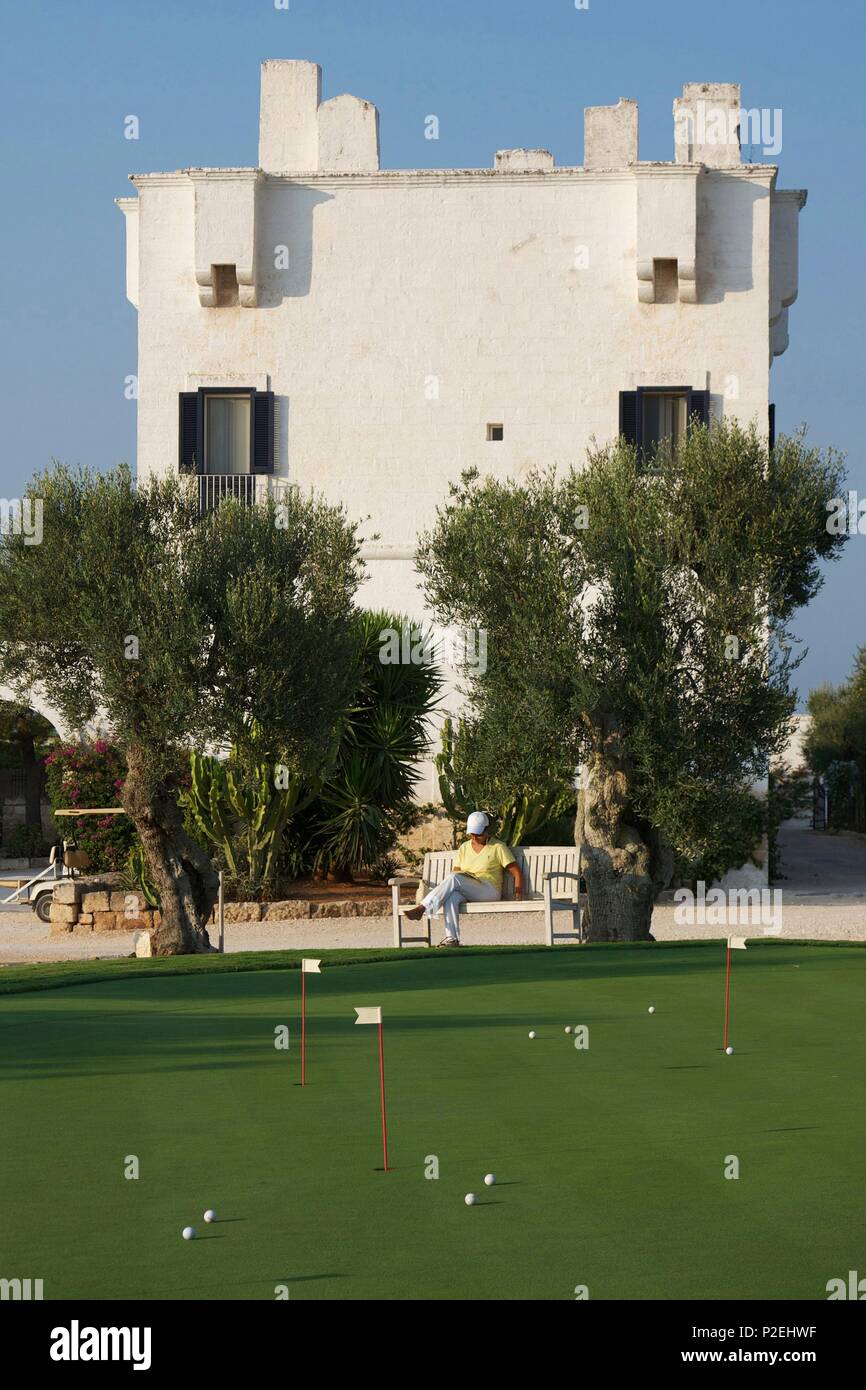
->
<box><xmin>34</xmin><ymin>893</ymin><xmax>53</xmax><ymax>924</ymax></box>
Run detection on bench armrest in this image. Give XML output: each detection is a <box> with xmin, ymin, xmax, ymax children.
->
<box><xmin>388</xmin><ymin>876</ymin><xmax>422</xmax><ymax>888</ymax></box>
<box><xmin>543</xmin><ymin>871</ymin><xmax>581</xmax><ymax>884</ymax></box>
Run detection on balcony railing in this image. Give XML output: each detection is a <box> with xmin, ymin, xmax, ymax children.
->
<box><xmin>194</xmin><ymin>474</ymin><xmax>291</xmax><ymax>517</ymax></box>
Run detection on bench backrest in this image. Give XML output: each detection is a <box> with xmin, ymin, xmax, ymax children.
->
<box><xmin>421</xmin><ymin>845</ymin><xmax>580</xmax><ymax>901</ymax></box>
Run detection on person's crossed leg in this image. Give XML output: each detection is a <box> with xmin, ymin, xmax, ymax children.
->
<box><xmin>417</xmin><ymin>871</ymin><xmax>499</xmax><ymax>944</ymax></box>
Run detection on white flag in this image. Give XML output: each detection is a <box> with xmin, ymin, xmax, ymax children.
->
<box><xmin>301</xmin><ymin>958</ymin><xmax>321</xmax><ymax>974</ymax></box>
<box><xmin>354</xmin><ymin>1006</ymin><xmax>382</xmax><ymax>1025</ymax></box>
<box><xmin>728</xmin><ymin>936</ymin><xmax>748</xmax><ymax>950</ymax></box>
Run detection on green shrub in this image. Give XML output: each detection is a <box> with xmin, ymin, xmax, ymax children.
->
<box><xmin>806</xmin><ymin>648</ymin><xmax>866</xmax><ymax>831</ymax></box>
<box><xmin>825</xmin><ymin>760</ymin><xmax>865</xmax><ymax>834</ymax></box>
<box><xmin>666</xmin><ymin>782</ymin><xmax>767</xmax><ymax>889</ymax></box>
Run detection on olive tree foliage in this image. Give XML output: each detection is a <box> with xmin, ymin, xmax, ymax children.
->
<box><xmin>416</xmin><ymin>421</ymin><xmax>846</xmax><ymax>940</ymax></box>
<box><xmin>0</xmin><ymin>464</ymin><xmax>363</xmax><ymax>953</ymax></box>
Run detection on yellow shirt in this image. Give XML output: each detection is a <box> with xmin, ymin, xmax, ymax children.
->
<box><xmin>454</xmin><ymin>838</ymin><xmax>516</xmax><ymax>894</ymax></box>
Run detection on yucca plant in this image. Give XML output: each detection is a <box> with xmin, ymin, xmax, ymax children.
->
<box><xmin>310</xmin><ymin>610</ymin><xmax>441</xmax><ymax>878</ymax></box>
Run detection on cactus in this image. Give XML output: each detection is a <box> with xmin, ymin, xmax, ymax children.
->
<box><xmin>184</xmin><ymin>752</ymin><xmax>242</xmax><ymax>877</ymax></box>
<box><xmin>434</xmin><ymin>717</ymin><xmax>474</xmax><ymax>837</ymax></box>
<box><xmin>122</xmin><ymin>843</ymin><xmax>160</xmax><ymax>909</ymax></box>
<box><xmin>182</xmin><ymin>738</ymin><xmax>314</xmax><ymax>889</ymax></box>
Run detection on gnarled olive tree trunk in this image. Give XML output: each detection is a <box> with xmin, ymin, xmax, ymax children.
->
<box><xmin>121</xmin><ymin>744</ymin><xmax>218</xmax><ymax>956</ymax></box>
<box><xmin>575</xmin><ymin>716</ymin><xmax>672</xmax><ymax>942</ymax></box>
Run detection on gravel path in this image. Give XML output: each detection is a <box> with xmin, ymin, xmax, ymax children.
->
<box><xmin>2</xmin><ymin>899</ymin><xmax>866</xmax><ymax>964</ymax></box>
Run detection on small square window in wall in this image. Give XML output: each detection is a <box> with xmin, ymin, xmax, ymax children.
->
<box><xmin>486</xmin><ymin>423</ymin><xmax>504</xmax><ymax>441</ymax></box>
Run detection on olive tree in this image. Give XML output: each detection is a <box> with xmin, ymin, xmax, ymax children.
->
<box><xmin>0</xmin><ymin>464</ymin><xmax>363</xmax><ymax>953</ymax></box>
<box><xmin>416</xmin><ymin>420</ymin><xmax>846</xmax><ymax>940</ymax></box>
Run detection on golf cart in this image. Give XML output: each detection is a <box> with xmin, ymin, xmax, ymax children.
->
<box><xmin>0</xmin><ymin>840</ymin><xmax>91</xmax><ymax>923</ymax></box>
<box><xmin>0</xmin><ymin>805</ymin><xmax>127</xmax><ymax>922</ymax></box>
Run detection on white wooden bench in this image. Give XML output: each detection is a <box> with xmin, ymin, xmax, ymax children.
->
<box><xmin>389</xmin><ymin>846</ymin><xmax>582</xmax><ymax>948</ymax></box>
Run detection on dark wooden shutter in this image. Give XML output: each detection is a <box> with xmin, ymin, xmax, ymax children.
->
<box><xmin>178</xmin><ymin>392</ymin><xmax>200</xmax><ymax>474</ymax></box>
<box><xmin>251</xmin><ymin>391</ymin><xmax>275</xmax><ymax>474</ymax></box>
<box><xmin>768</xmin><ymin>402</ymin><xmax>776</xmax><ymax>450</ymax></box>
<box><xmin>619</xmin><ymin>391</ymin><xmax>638</xmax><ymax>446</ymax></box>
<box><xmin>689</xmin><ymin>389</ymin><xmax>710</xmax><ymax>428</ymax></box>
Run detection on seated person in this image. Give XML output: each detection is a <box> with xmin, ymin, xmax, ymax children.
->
<box><xmin>403</xmin><ymin>811</ymin><xmax>523</xmax><ymax>947</ymax></box>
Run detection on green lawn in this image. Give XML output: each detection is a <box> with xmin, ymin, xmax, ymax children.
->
<box><xmin>1</xmin><ymin>942</ymin><xmax>863</xmax><ymax>1300</ymax></box>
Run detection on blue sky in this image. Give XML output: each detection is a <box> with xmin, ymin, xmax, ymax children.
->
<box><xmin>0</xmin><ymin>0</ymin><xmax>863</xmax><ymax>706</ymax></box>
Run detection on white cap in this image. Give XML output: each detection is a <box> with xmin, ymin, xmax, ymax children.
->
<box><xmin>466</xmin><ymin>811</ymin><xmax>490</xmax><ymax>835</ymax></box>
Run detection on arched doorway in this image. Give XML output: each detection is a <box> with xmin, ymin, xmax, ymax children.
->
<box><xmin>0</xmin><ymin>690</ymin><xmax>64</xmax><ymax>857</ymax></box>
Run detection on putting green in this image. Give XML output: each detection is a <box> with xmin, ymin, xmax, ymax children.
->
<box><xmin>1</xmin><ymin>942</ymin><xmax>863</xmax><ymax>1300</ymax></box>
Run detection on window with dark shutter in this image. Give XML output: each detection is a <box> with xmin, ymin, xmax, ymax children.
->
<box><xmin>689</xmin><ymin>389</ymin><xmax>710</xmax><ymax>427</ymax></box>
<box><xmin>178</xmin><ymin>392</ymin><xmax>201</xmax><ymax>474</ymax></box>
<box><xmin>768</xmin><ymin>403</ymin><xmax>776</xmax><ymax>450</ymax></box>
<box><xmin>251</xmin><ymin>391</ymin><xmax>275</xmax><ymax>474</ymax></box>
<box><xmin>619</xmin><ymin>391</ymin><xmax>638</xmax><ymax>446</ymax></box>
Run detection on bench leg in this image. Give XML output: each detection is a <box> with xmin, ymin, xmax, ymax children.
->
<box><xmin>392</xmin><ymin>885</ymin><xmax>402</xmax><ymax>948</ymax></box>
<box><xmin>543</xmin><ymin>886</ymin><xmax>554</xmax><ymax>947</ymax></box>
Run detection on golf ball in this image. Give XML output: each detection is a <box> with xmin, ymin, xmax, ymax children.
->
<box><xmin>725</xmin><ymin>1046</ymin><xmax>734</xmax><ymax>1055</ymax></box>
<box><xmin>203</xmin><ymin>1209</ymin><xmax>217</xmax><ymax>1223</ymax></box>
<box><xmin>464</xmin><ymin>1193</ymin><xmax>477</xmax><ymax>1206</ymax></box>
<box><xmin>484</xmin><ymin>1173</ymin><xmax>496</xmax><ymax>1186</ymax></box>
<box><xmin>564</xmin><ymin>1026</ymin><xmax>572</xmax><ymax>1035</ymax></box>
<box><xmin>182</xmin><ymin>1226</ymin><xmax>196</xmax><ymax>1241</ymax></box>
<box><xmin>528</xmin><ymin>1030</ymin><xmax>537</xmax><ymax>1039</ymax></box>
<box><xmin>648</xmin><ymin>1006</ymin><xmax>655</xmax><ymax>1014</ymax></box>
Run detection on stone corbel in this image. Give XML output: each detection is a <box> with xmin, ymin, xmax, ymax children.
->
<box><xmin>195</xmin><ymin>269</ymin><xmax>217</xmax><ymax>308</ymax></box>
<box><xmin>678</xmin><ymin>259</ymin><xmax>697</xmax><ymax>304</ymax></box>
<box><xmin>636</xmin><ymin>260</ymin><xmax>655</xmax><ymax>304</ymax></box>
<box><xmin>237</xmin><ymin>267</ymin><xmax>258</xmax><ymax>309</ymax></box>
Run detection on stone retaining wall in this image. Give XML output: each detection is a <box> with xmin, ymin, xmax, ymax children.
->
<box><xmin>49</xmin><ymin>878</ymin><xmax>156</xmax><ymax>935</ymax></box>
<box><xmin>49</xmin><ymin>877</ymin><xmax>389</xmax><ymax>934</ymax></box>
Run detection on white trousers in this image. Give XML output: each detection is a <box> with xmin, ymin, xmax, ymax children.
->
<box><xmin>422</xmin><ymin>872</ymin><xmax>500</xmax><ymax>940</ymax></box>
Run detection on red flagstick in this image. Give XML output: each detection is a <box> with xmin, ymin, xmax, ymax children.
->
<box><xmin>354</xmin><ymin>1006</ymin><xmax>388</xmax><ymax>1168</ymax></box>
<box><xmin>723</xmin><ymin>940</ymin><xmax>732</xmax><ymax>1051</ymax></box>
<box><xmin>300</xmin><ymin>960</ymin><xmax>321</xmax><ymax>1086</ymax></box>
<box><xmin>378</xmin><ymin>1019</ymin><xmax>389</xmax><ymax>1172</ymax></box>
